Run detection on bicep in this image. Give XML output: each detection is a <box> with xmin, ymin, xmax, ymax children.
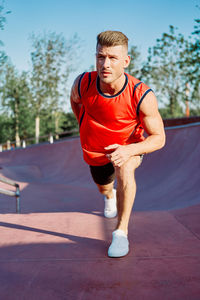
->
<box><xmin>139</xmin><ymin>91</ymin><xmax>165</xmax><ymax>136</ymax></box>
<box><xmin>70</xmin><ymin>75</ymin><xmax>82</xmax><ymax>104</ymax></box>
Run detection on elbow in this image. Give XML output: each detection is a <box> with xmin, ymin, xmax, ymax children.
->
<box><xmin>153</xmin><ymin>132</ymin><xmax>166</xmax><ymax>151</ymax></box>
<box><xmin>159</xmin><ymin>132</ymin><xmax>166</xmax><ymax>150</ymax></box>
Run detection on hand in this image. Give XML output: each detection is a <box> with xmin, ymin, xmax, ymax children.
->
<box><xmin>104</xmin><ymin>144</ymin><xmax>131</xmax><ymax>167</ymax></box>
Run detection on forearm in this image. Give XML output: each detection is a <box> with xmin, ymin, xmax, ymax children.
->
<box><xmin>71</xmin><ymin>99</ymin><xmax>82</xmax><ymax>122</ymax></box>
<box><xmin>70</xmin><ymin>75</ymin><xmax>82</xmax><ymax>122</ymax></box>
<box><xmin>127</xmin><ymin>133</ymin><xmax>166</xmax><ymax>156</ymax></box>
<box><xmin>105</xmin><ymin>132</ymin><xmax>165</xmax><ymax>168</ymax></box>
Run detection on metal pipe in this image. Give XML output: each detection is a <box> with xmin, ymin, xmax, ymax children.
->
<box><xmin>16</xmin><ymin>186</ymin><xmax>20</xmax><ymax>213</ymax></box>
<box><xmin>0</xmin><ymin>177</ymin><xmax>20</xmax><ymax>213</ymax></box>
<box><xmin>0</xmin><ymin>187</ymin><xmax>16</xmax><ymax>197</ymax></box>
<box><xmin>0</xmin><ymin>176</ymin><xmax>18</xmax><ymax>187</ymax></box>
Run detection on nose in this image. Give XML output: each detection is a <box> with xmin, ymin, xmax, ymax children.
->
<box><xmin>102</xmin><ymin>57</ymin><xmax>110</xmax><ymax>68</ymax></box>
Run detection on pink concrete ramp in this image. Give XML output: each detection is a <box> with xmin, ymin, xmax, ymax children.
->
<box><xmin>0</xmin><ymin>124</ymin><xmax>200</xmax><ymax>300</ymax></box>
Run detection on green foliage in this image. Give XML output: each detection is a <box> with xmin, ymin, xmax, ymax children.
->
<box><xmin>183</xmin><ymin>18</ymin><xmax>200</xmax><ymax>106</ymax></box>
<box><xmin>0</xmin><ymin>8</ymin><xmax>199</xmax><ymax>145</ymax></box>
<box><xmin>0</xmin><ymin>1</ymin><xmax>11</xmax><ymax>31</ymax></box>
<box><xmin>0</xmin><ymin>112</ymin><xmax>13</xmax><ymax>143</ymax></box>
<box><xmin>143</xmin><ymin>25</ymin><xmax>187</xmax><ymax>118</ymax></box>
<box><xmin>126</xmin><ymin>45</ymin><xmax>142</xmax><ymax>79</ymax></box>
<box><xmin>61</xmin><ymin>112</ymin><xmax>78</xmax><ymax>132</ymax></box>
<box><xmin>0</xmin><ymin>63</ymin><xmax>34</xmax><ymax>143</ymax></box>
<box><xmin>29</xmin><ymin>32</ymin><xmax>81</xmax><ymax>142</ymax></box>
<box><xmin>30</xmin><ymin>32</ymin><xmax>80</xmax><ymax>112</ymax></box>
<box><xmin>37</xmin><ymin>111</ymin><xmax>78</xmax><ymax>138</ymax></box>
<box><xmin>159</xmin><ymin>105</ymin><xmax>184</xmax><ymax>119</ymax></box>
<box><xmin>0</xmin><ymin>2</ymin><xmax>10</xmax><ymax>76</ymax></box>
<box><xmin>0</xmin><ymin>31</ymin><xmax>81</xmax><ymax>145</ymax></box>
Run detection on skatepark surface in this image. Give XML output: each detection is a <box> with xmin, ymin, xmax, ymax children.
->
<box><xmin>0</xmin><ymin>123</ymin><xmax>200</xmax><ymax>299</ymax></box>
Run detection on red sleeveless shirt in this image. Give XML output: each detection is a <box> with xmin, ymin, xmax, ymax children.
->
<box><xmin>78</xmin><ymin>71</ymin><xmax>152</xmax><ymax>166</ymax></box>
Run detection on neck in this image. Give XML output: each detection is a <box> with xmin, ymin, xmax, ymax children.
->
<box><xmin>100</xmin><ymin>74</ymin><xmax>126</xmax><ymax>96</ymax></box>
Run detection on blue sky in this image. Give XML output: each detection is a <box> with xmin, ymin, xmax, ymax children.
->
<box><xmin>1</xmin><ymin>0</ymin><xmax>199</xmax><ymax>79</ymax></box>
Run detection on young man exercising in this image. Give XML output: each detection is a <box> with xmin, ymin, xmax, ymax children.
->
<box><xmin>70</xmin><ymin>30</ymin><xmax>165</xmax><ymax>257</ymax></box>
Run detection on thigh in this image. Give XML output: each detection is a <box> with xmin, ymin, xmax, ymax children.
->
<box><xmin>89</xmin><ymin>162</ymin><xmax>115</xmax><ymax>185</ymax></box>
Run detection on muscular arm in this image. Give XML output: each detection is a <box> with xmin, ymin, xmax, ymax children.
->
<box><xmin>70</xmin><ymin>75</ymin><xmax>82</xmax><ymax>122</ymax></box>
<box><xmin>105</xmin><ymin>92</ymin><xmax>166</xmax><ymax>166</ymax></box>
<box><xmin>131</xmin><ymin>91</ymin><xmax>166</xmax><ymax>155</ymax></box>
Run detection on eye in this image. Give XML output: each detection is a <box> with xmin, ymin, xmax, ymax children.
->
<box><xmin>97</xmin><ymin>55</ymin><xmax>104</xmax><ymax>60</ymax></box>
<box><xmin>110</xmin><ymin>56</ymin><xmax>117</xmax><ymax>60</ymax></box>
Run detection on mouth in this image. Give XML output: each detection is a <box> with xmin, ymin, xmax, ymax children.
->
<box><xmin>101</xmin><ymin>70</ymin><xmax>111</xmax><ymax>76</ymax></box>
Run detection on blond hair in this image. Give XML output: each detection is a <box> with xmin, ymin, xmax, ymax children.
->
<box><xmin>97</xmin><ymin>30</ymin><xmax>128</xmax><ymax>50</ymax></box>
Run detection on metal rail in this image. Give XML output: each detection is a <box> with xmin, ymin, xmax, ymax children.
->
<box><xmin>0</xmin><ymin>176</ymin><xmax>20</xmax><ymax>213</ymax></box>
<box><xmin>165</xmin><ymin>122</ymin><xmax>200</xmax><ymax>130</ymax></box>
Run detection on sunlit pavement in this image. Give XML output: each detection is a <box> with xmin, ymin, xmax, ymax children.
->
<box><xmin>0</xmin><ymin>125</ymin><xmax>200</xmax><ymax>300</ymax></box>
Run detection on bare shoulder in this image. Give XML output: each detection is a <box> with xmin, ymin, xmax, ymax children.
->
<box><xmin>139</xmin><ymin>91</ymin><xmax>159</xmax><ymax>117</ymax></box>
<box><xmin>139</xmin><ymin>91</ymin><xmax>165</xmax><ymax>135</ymax></box>
<box><xmin>70</xmin><ymin>74</ymin><xmax>82</xmax><ymax>104</ymax></box>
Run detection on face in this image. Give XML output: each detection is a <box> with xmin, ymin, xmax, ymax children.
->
<box><xmin>96</xmin><ymin>44</ymin><xmax>130</xmax><ymax>85</ymax></box>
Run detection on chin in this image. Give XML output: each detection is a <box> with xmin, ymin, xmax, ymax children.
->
<box><xmin>100</xmin><ymin>76</ymin><xmax>113</xmax><ymax>84</ymax></box>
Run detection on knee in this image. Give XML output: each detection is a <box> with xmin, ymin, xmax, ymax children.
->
<box><xmin>115</xmin><ymin>165</ymin><xmax>134</xmax><ymax>185</ymax></box>
<box><xmin>115</xmin><ymin>156</ymin><xmax>140</xmax><ymax>184</ymax></box>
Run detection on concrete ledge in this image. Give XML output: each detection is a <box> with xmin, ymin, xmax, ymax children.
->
<box><xmin>163</xmin><ymin>116</ymin><xmax>200</xmax><ymax>127</ymax></box>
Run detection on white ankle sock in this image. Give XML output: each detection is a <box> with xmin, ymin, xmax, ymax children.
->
<box><xmin>104</xmin><ymin>189</ymin><xmax>117</xmax><ymax>218</ymax></box>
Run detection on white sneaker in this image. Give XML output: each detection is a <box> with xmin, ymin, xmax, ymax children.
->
<box><xmin>104</xmin><ymin>189</ymin><xmax>117</xmax><ymax>218</ymax></box>
<box><xmin>108</xmin><ymin>229</ymin><xmax>129</xmax><ymax>258</ymax></box>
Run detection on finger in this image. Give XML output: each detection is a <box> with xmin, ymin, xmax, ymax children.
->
<box><xmin>106</xmin><ymin>154</ymin><xmax>112</xmax><ymax>160</ymax></box>
<box><xmin>110</xmin><ymin>152</ymin><xmax>119</xmax><ymax>159</ymax></box>
<box><xmin>112</xmin><ymin>158</ymin><xmax>122</xmax><ymax>166</ymax></box>
<box><xmin>104</xmin><ymin>144</ymin><xmax>119</xmax><ymax>150</ymax></box>
<box><xmin>106</xmin><ymin>154</ymin><xmax>118</xmax><ymax>162</ymax></box>
<box><xmin>113</xmin><ymin>161</ymin><xmax>122</xmax><ymax>167</ymax></box>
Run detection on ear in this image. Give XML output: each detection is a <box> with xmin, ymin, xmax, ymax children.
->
<box><xmin>124</xmin><ymin>55</ymin><xmax>130</xmax><ymax>68</ymax></box>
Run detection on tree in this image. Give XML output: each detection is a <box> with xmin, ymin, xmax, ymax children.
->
<box><xmin>142</xmin><ymin>25</ymin><xmax>186</xmax><ymax>118</ymax></box>
<box><xmin>30</xmin><ymin>32</ymin><xmax>80</xmax><ymax>143</ymax></box>
<box><xmin>181</xmin><ymin>17</ymin><xmax>200</xmax><ymax>115</ymax></box>
<box><xmin>0</xmin><ymin>1</ymin><xmax>11</xmax><ymax>31</ymax></box>
<box><xmin>60</xmin><ymin>112</ymin><xmax>78</xmax><ymax>134</ymax></box>
<box><xmin>0</xmin><ymin>64</ymin><xmax>33</xmax><ymax>146</ymax></box>
<box><xmin>126</xmin><ymin>45</ymin><xmax>142</xmax><ymax>79</ymax></box>
<box><xmin>191</xmin><ymin>18</ymin><xmax>200</xmax><ymax>114</ymax></box>
<box><xmin>0</xmin><ymin>112</ymin><xmax>13</xmax><ymax>144</ymax></box>
<box><xmin>0</xmin><ymin>2</ymin><xmax>10</xmax><ymax>78</ymax></box>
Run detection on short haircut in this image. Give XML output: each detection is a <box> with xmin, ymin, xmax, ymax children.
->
<box><xmin>97</xmin><ymin>30</ymin><xmax>128</xmax><ymax>50</ymax></box>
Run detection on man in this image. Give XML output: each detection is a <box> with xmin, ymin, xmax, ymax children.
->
<box><xmin>70</xmin><ymin>30</ymin><xmax>165</xmax><ymax>258</ymax></box>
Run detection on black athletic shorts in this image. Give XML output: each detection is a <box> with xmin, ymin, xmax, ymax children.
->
<box><xmin>89</xmin><ymin>155</ymin><xmax>144</xmax><ymax>185</ymax></box>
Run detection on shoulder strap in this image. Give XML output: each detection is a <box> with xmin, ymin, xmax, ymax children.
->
<box><xmin>78</xmin><ymin>72</ymin><xmax>86</xmax><ymax>98</ymax></box>
<box><xmin>136</xmin><ymin>88</ymin><xmax>153</xmax><ymax>115</ymax></box>
<box><xmin>78</xmin><ymin>72</ymin><xmax>97</xmax><ymax>99</ymax></box>
<box><xmin>130</xmin><ymin>75</ymin><xmax>152</xmax><ymax>116</ymax></box>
